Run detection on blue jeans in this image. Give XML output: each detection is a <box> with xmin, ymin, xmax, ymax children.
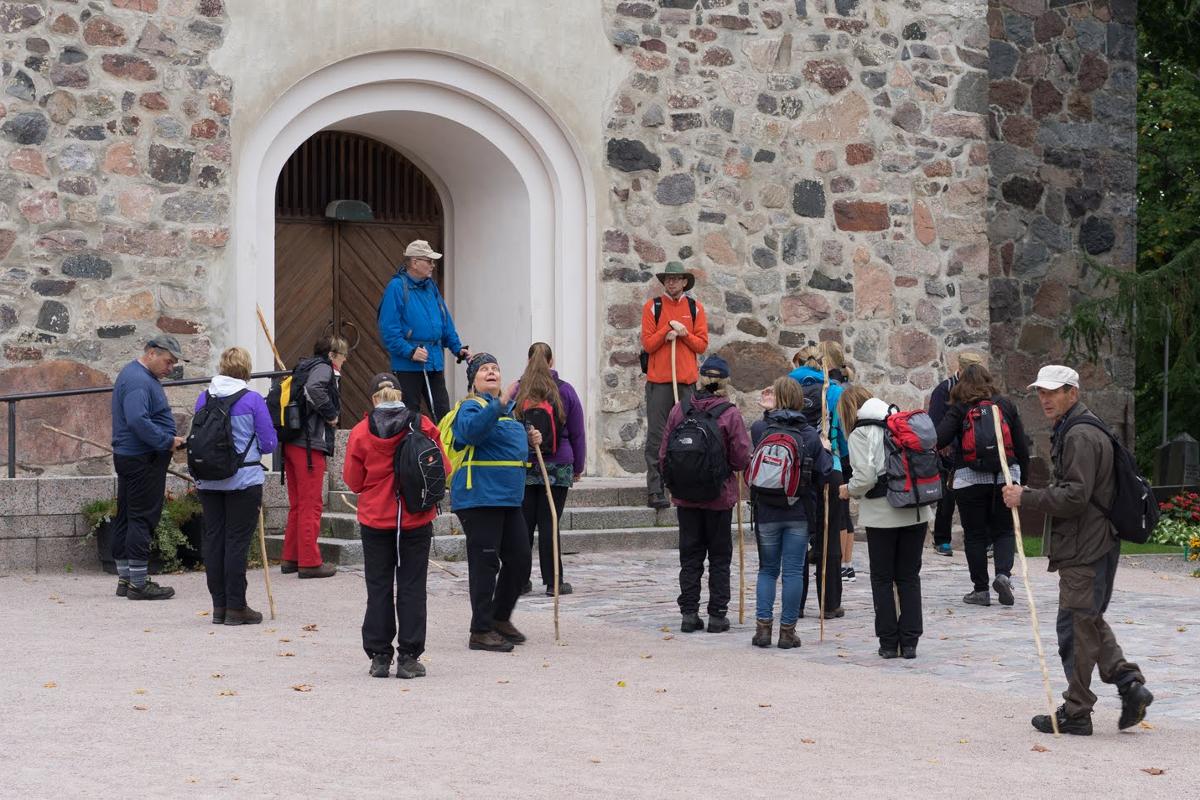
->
<box><xmin>755</xmin><ymin>520</ymin><xmax>810</xmax><ymax>625</ymax></box>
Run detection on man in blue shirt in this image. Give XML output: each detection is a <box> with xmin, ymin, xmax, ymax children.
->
<box><xmin>111</xmin><ymin>335</ymin><xmax>187</xmax><ymax>600</ymax></box>
<box><xmin>377</xmin><ymin>240</ymin><xmax>470</xmax><ymax>421</ymax></box>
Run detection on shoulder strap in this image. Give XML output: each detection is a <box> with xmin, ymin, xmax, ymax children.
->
<box><xmin>706</xmin><ymin>401</ymin><xmax>734</xmax><ymax>419</ymax></box>
<box><xmin>653</xmin><ymin>297</ymin><xmax>662</xmax><ymax>324</ymax></box>
<box><xmin>687</xmin><ymin>297</ymin><xmax>697</xmax><ymax>320</ymax></box>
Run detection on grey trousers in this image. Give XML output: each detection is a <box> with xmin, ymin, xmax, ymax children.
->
<box><xmin>644</xmin><ymin>380</ymin><xmax>693</xmax><ymax>497</ymax></box>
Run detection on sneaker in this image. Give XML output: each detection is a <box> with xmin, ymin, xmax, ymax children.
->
<box><xmin>127</xmin><ymin>581</ymin><xmax>175</xmax><ymax>600</ymax></box>
<box><xmin>840</xmin><ymin>566</ymin><xmax>856</xmax><ymax>582</ymax></box>
<box><xmin>878</xmin><ymin>645</ymin><xmax>900</xmax><ymax>659</ymax></box>
<box><xmin>963</xmin><ymin>590</ymin><xmax>991</xmax><ymax>606</ymax></box>
<box><xmin>520</xmin><ymin>580</ymin><xmax>533</xmax><ymax>595</ymax></box>
<box><xmin>1032</xmin><ymin>705</ymin><xmax>1093</xmax><ymax>735</ymax></box>
<box><xmin>993</xmin><ymin>574</ymin><xmax>1015</xmax><ymax>606</ymax></box>
<box><xmin>901</xmin><ymin>645</ymin><xmax>917</xmax><ymax>659</ymax></box>
<box><xmin>212</xmin><ymin>607</ymin><xmax>226</xmax><ymax>625</ymax></box>
<box><xmin>369</xmin><ymin>654</ymin><xmax>391</xmax><ymax>678</ymax></box>
<box><xmin>298</xmin><ymin>562</ymin><xmax>337</xmax><ymax>579</ymax></box>
<box><xmin>115</xmin><ymin>578</ymin><xmax>129</xmax><ymax>597</ymax></box>
<box><xmin>224</xmin><ymin>606</ymin><xmax>263</xmax><ymax>626</ymax></box>
<box><xmin>647</xmin><ymin>493</ymin><xmax>671</xmax><ymax>510</ymax></box>
<box><xmin>280</xmin><ymin>560</ymin><xmax>298</xmax><ymax>575</ymax></box>
<box><xmin>395</xmin><ymin>655</ymin><xmax>427</xmax><ymax>679</ymax></box>
<box><xmin>680</xmin><ymin>612</ymin><xmax>704</xmax><ymax>633</ymax></box>
<box><xmin>1118</xmin><ymin>682</ymin><xmax>1154</xmax><ymax>730</ymax></box>
<box><xmin>935</xmin><ymin>543</ymin><xmax>953</xmax><ymax>557</ymax></box>
<box><xmin>469</xmin><ymin>631</ymin><xmax>514</xmax><ymax>652</ymax></box>
<box><xmin>545</xmin><ymin>582</ymin><xmax>574</xmax><ymax>596</ymax></box>
<box><xmin>706</xmin><ymin>614</ymin><xmax>730</xmax><ymax>633</ymax></box>
<box><xmin>493</xmin><ymin>619</ymin><xmax>526</xmax><ymax>645</ymax></box>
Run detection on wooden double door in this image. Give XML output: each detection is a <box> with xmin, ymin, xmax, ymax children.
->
<box><xmin>274</xmin><ymin>220</ymin><xmax>442</xmax><ymax>426</ymax></box>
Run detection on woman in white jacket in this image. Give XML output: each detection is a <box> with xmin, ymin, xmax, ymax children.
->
<box><xmin>838</xmin><ymin>385</ymin><xmax>935</xmax><ymax>659</ymax></box>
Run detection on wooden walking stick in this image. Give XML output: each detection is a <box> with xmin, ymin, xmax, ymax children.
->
<box><xmin>533</xmin><ymin>447</ymin><xmax>562</xmax><ymax>642</ymax></box>
<box><xmin>669</xmin><ymin>337</ymin><xmax>680</xmax><ymax>404</ymax></box>
<box><xmin>42</xmin><ymin>424</ymin><xmax>194</xmax><ymax>483</ymax></box>
<box><xmin>993</xmin><ymin>408</ymin><xmax>1059</xmax><ymax>737</ymax></box>
<box><xmin>257</xmin><ymin>506</ymin><xmax>276</xmax><ymax>620</ymax></box>
<box><xmin>255</xmin><ymin>304</ymin><xmax>287</xmax><ymax>371</ymax></box>
<box><xmin>736</xmin><ymin>472</ymin><xmax>745</xmax><ymax>624</ymax></box>
<box><xmin>818</xmin><ymin>357</ymin><xmax>832</xmax><ymax>643</ymax></box>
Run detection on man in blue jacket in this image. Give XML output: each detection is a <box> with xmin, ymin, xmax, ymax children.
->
<box><xmin>111</xmin><ymin>335</ymin><xmax>187</xmax><ymax>600</ymax></box>
<box><xmin>377</xmin><ymin>240</ymin><xmax>470</xmax><ymax>421</ymax></box>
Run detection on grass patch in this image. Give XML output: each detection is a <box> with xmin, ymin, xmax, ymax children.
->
<box><xmin>1021</xmin><ymin>538</ymin><xmax>1181</xmax><ymax>558</ymax></box>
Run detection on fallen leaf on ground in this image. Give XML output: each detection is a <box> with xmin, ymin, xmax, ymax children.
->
<box><xmin>758</xmin><ymin>703</ymin><xmax>772</xmax><ymax>708</ymax></box>
<box><xmin>939</xmin><ymin>635</ymin><xmax>950</xmax><ymax>640</ymax></box>
<box><xmin>210</xmin><ymin>673</ymin><xmax>223</xmax><ymax>679</ymax></box>
<box><xmin>278</xmin><ymin>652</ymin><xmax>295</xmax><ymax>657</ymax></box>
<box><xmin>291</xmin><ymin>684</ymin><xmax>313</xmax><ymax>693</ymax></box>
<box><xmin>659</xmin><ymin>626</ymin><xmax>670</xmax><ymax>633</ymax></box>
<box><xmin>1141</xmin><ymin>768</ymin><xmax>1165</xmax><ymax>776</ymax></box>
<box><xmin>279</xmin><ymin>638</ymin><xmax>291</xmax><ymax>643</ymax></box>
<box><xmin>1140</xmin><ymin>721</ymin><xmax>1155</xmax><ymax>730</ymax></box>
<box><xmin>655</xmin><ymin>689</ymin><xmax>667</xmax><ymax>693</ymax></box>
<box><xmin>801</xmin><ymin>739</ymin><xmax>816</xmax><ymax>745</ymax></box>
<box><xmin>42</xmin><ymin>682</ymin><xmax>57</xmax><ymax>689</ymax></box>
<box><xmin>218</xmin><ymin>689</ymin><xmax>237</xmax><ymax>696</ymax></box>
<box><xmin>640</xmin><ymin>654</ymin><xmax>652</xmax><ymax>659</ymax></box>
<box><xmin>497</xmin><ymin>680</ymin><xmax>510</xmax><ymax>684</ymax></box>
<box><xmin>662</xmin><ymin>635</ymin><xmax>674</xmax><ymax>641</ymax></box>
<box><xmin>302</xmin><ymin>624</ymin><xmax>318</xmax><ymax>632</ymax></box>
<box><xmin>143</xmin><ymin>628</ymin><xmax>152</xmax><ymax>633</ymax></box>
<box><xmin>1177</xmin><ymin>627</ymin><xmax>1187</xmax><ymax>633</ymax></box>
<box><xmin>196</xmin><ymin>611</ymin><xmax>209</xmax><ymax>617</ymax></box>
<box><xmin>589</xmin><ymin>758</ymin><xmax>601</xmax><ymax>764</ymax></box>
<box><xmin>133</xmin><ymin>705</ymin><xmax>148</xmax><ymax>711</ymax></box>
<box><xmin>958</xmin><ymin>739</ymin><xmax>969</xmax><ymax>744</ymax></box>
<box><xmin>616</xmin><ymin>680</ymin><xmax>627</xmax><ymax>687</ymax></box>
<box><xmin>134</xmin><ymin>688</ymin><xmax>147</xmax><ymax>695</ymax></box>
<box><xmin>1031</xmin><ymin>744</ymin><xmax>1049</xmax><ymax>752</ymax></box>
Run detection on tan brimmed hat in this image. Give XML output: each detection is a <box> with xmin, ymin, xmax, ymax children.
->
<box><xmin>404</xmin><ymin>240</ymin><xmax>442</xmax><ymax>260</ymax></box>
<box><xmin>957</xmin><ymin>351</ymin><xmax>984</xmax><ymax>368</ymax></box>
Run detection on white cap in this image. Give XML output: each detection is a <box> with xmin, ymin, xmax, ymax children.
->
<box><xmin>1028</xmin><ymin>365</ymin><xmax>1080</xmax><ymax>391</ymax></box>
<box><xmin>403</xmin><ymin>239</ymin><xmax>442</xmax><ymax>260</ymax></box>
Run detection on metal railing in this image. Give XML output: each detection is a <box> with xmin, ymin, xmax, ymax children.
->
<box><xmin>0</xmin><ymin>370</ymin><xmax>288</xmax><ymax>478</ymax></box>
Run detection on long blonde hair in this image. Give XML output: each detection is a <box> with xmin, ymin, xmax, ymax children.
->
<box><xmin>772</xmin><ymin>376</ymin><xmax>805</xmax><ymax>411</ymax></box>
<box><xmin>837</xmin><ymin>384</ymin><xmax>874</xmax><ymax>433</ymax></box>
<box><xmin>513</xmin><ymin>342</ymin><xmax>565</xmax><ymax>423</ymax></box>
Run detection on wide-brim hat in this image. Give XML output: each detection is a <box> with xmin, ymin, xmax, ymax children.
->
<box><xmin>655</xmin><ymin>261</ymin><xmax>695</xmax><ymax>292</ymax></box>
<box><xmin>404</xmin><ymin>239</ymin><xmax>442</xmax><ymax>260</ymax></box>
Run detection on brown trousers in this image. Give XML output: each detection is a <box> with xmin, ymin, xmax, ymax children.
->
<box><xmin>1056</xmin><ymin>544</ymin><xmax>1145</xmax><ymax>717</ymax></box>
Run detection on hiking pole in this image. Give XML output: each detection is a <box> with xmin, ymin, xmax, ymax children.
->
<box><xmin>993</xmin><ymin>410</ymin><xmax>1059</xmax><ymax>737</ymax></box>
<box><xmin>669</xmin><ymin>338</ymin><xmax>680</xmax><ymax>404</ymax></box>
<box><xmin>818</xmin><ymin>358</ymin><xmax>831</xmax><ymax>643</ymax></box>
<box><xmin>41</xmin><ymin>424</ymin><xmax>194</xmax><ymax>483</ymax></box>
<box><xmin>422</xmin><ymin>362</ymin><xmax>435</xmax><ymax>418</ymax></box>
<box><xmin>255</xmin><ymin>304</ymin><xmax>287</xmax><ymax>371</ymax></box>
<box><xmin>533</xmin><ymin>446</ymin><xmax>562</xmax><ymax>642</ymax></box>
<box><xmin>737</xmin><ymin>472</ymin><xmax>745</xmax><ymax>625</ymax></box>
<box><xmin>257</xmin><ymin>505</ymin><xmax>276</xmax><ymax>620</ymax></box>
<box><xmin>338</xmin><ymin>494</ymin><xmax>459</xmax><ymax>578</ymax></box>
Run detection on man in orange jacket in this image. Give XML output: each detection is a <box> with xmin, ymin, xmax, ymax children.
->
<box><xmin>641</xmin><ymin>261</ymin><xmax>709</xmax><ymax>509</ymax></box>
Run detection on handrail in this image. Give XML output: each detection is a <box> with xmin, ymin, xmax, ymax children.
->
<box><xmin>3</xmin><ymin>369</ymin><xmax>289</xmax><ymax>478</ymax></box>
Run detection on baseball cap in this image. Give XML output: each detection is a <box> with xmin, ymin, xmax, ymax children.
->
<box><xmin>146</xmin><ymin>334</ymin><xmax>188</xmax><ymax>362</ymax></box>
<box><xmin>369</xmin><ymin>372</ymin><xmax>400</xmax><ymax>396</ymax></box>
<box><xmin>1027</xmin><ymin>365</ymin><xmax>1080</xmax><ymax>391</ymax></box>
<box><xmin>404</xmin><ymin>240</ymin><xmax>442</xmax><ymax>260</ymax></box>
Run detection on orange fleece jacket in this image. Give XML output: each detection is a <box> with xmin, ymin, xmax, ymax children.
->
<box><xmin>641</xmin><ymin>294</ymin><xmax>708</xmax><ymax>385</ymax></box>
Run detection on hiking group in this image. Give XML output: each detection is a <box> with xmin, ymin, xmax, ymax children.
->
<box><xmin>103</xmin><ymin>249</ymin><xmax>1153</xmax><ymax>734</ymax></box>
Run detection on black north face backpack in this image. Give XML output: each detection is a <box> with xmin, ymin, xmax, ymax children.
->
<box><xmin>1057</xmin><ymin>416</ymin><xmax>1160</xmax><ymax>544</ymax></box>
<box><xmin>662</xmin><ymin>399</ymin><xmax>733</xmax><ymax>503</ymax></box>
<box><xmin>393</xmin><ymin>410</ymin><xmax>447</xmax><ymax>514</ymax></box>
<box><xmin>187</xmin><ymin>390</ymin><xmax>258</xmax><ymax>481</ymax></box>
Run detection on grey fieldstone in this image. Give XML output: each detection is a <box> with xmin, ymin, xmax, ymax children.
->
<box><xmin>792</xmin><ymin>180</ymin><xmax>826</xmax><ymax>218</ymax></box>
<box><xmin>655</xmin><ymin>174</ymin><xmax>695</xmax><ymax>206</ymax></box>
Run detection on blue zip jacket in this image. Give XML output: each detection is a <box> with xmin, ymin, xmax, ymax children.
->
<box><xmin>787</xmin><ymin>365</ymin><xmax>848</xmax><ymax>472</ymax></box>
<box><xmin>192</xmin><ymin>376</ymin><xmax>279</xmax><ymax>491</ymax></box>
<box><xmin>377</xmin><ymin>271</ymin><xmax>464</xmax><ymax>373</ymax></box>
<box><xmin>112</xmin><ymin>360</ymin><xmax>176</xmax><ymax>455</ymax></box>
<box><xmin>449</xmin><ymin>394</ymin><xmax>529</xmax><ymax>511</ymax></box>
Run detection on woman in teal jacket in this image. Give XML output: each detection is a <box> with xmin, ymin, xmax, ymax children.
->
<box><xmin>450</xmin><ymin>353</ymin><xmax>541</xmax><ymax>653</ymax></box>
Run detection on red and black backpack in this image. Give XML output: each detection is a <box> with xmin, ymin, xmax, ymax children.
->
<box><xmin>960</xmin><ymin>400</ymin><xmax>1015</xmax><ymax>473</ymax></box>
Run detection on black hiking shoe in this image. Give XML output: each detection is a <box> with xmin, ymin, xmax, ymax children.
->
<box><xmin>212</xmin><ymin>607</ymin><xmax>226</xmax><ymax>625</ymax></box>
<box><xmin>395</xmin><ymin>655</ymin><xmax>427</xmax><ymax>679</ymax></box>
<box><xmin>901</xmin><ymin>645</ymin><xmax>917</xmax><ymax>659</ymax></box>
<box><xmin>707</xmin><ymin>614</ymin><xmax>730</xmax><ymax>633</ymax></box>
<box><xmin>878</xmin><ymin>645</ymin><xmax>899</xmax><ymax>659</ymax></box>
<box><xmin>116</xmin><ymin>578</ymin><xmax>129</xmax><ymax>597</ymax></box>
<box><xmin>993</xmin><ymin>574</ymin><xmax>1015</xmax><ymax>606</ymax></box>
<box><xmin>224</xmin><ymin>606</ymin><xmax>263</xmax><ymax>625</ymax></box>
<box><xmin>680</xmin><ymin>613</ymin><xmax>704</xmax><ymax>633</ymax></box>
<box><xmin>1118</xmin><ymin>682</ymin><xmax>1154</xmax><ymax>730</ymax></box>
<box><xmin>493</xmin><ymin>619</ymin><xmax>526</xmax><ymax>645</ymax></box>
<box><xmin>545</xmin><ymin>582</ymin><xmax>574</xmax><ymax>596</ymax></box>
<box><xmin>1032</xmin><ymin>705</ymin><xmax>1093</xmax><ymax>735</ymax></box>
<box><xmin>127</xmin><ymin>581</ymin><xmax>175</xmax><ymax>600</ymax></box>
<box><xmin>469</xmin><ymin>631</ymin><xmax>514</xmax><ymax>652</ymax></box>
<box><xmin>369</xmin><ymin>654</ymin><xmax>391</xmax><ymax>678</ymax></box>
<box><xmin>520</xmin><ymin>580</ymin><xmax>533</xmax><ymax>595</ymax></box>
<box><xmin>963</xmin><ymin>590</ymin><xmax>991</xmax><ymax>606</ymax></box>
<box><xmin>648</xmin><ymin>493</ymin><xmax>670</xmax><ymax>510</ymax></box>
<box><xmin>280</xmin><ymin>560</ymin><xmax>298</xmax><ymax>575</ymax></box>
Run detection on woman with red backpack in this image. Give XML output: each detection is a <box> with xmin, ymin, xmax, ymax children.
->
<box><xmin>934</xmin><ymin>364</ymin><xmax>1030</xmax><ymax>608</ymax></box>
<box><xmin>512</xmin><ymin>342</ymin><xmax>586</xmax><ymax>597</ymax></box>
<box><xmin>343</xmin><ymin>373</ymin><xmax>449</xmax><ymax>679</ymax></box>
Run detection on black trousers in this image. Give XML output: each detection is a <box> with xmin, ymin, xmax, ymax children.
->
<box><xmin>394</xmin><ymin>369</ymin><xmax>451</xmax><ymax>423</ymax></box>
<box><xmin>198</xmin><ymin>486</ymin><xmax>262</xmax><ymax>609</ymax></box>
<box><xmin>522</xmin><ymin>484</ymin><xmax>568</xmax><ymax>587</ymax></box>
<box><xmin>112</xmin><ymin>451</ymin><xmax>171</xmax><ymax>563</ymax></box>
<box><xmin>955</xmin><ymin>483</ymin><xmax>1016</xmax><ymax>592</ymax></box>
<box><xmin>361</xmin><ymin>523</ymin><xmax>432</xmax><ymax>659</ymax></box>
<box><xmin>801</xmin><ymin>472</ymin><xmax>842</xmax><ymax>615</ymax></box>
<box><xmin>932</xmin><ymin>466</ymin><xmax>955</xmax><ymax>546</ymax></box>
<box><xmin>676</xmin><ymin>506</ymin><xmax>734</xmax><ymax>616</ymax></box>
<box><xmin>866</xmin><ymin>522</ymin><xmax>927</xmax><ymax>650</ymax></box>
<box><xmin>458</xmin><ymin>507</ymin><xmax>531</xmax><ymax>633</ymax></box>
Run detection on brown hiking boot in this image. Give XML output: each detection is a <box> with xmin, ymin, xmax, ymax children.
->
<box><xmin>469</xmin><ymin>631</ymin><xmax>514</xmax><ymax>652</ymax></box>
<box><xmin>224</xmin><ymin>606</ymin><xmax>263</xmax><ymax>625</ymax></box>
<box><xmin>777</xmin><ymin>622</ymin><xmax>802</xmax><ymax>650</ymax></box>
<box><xmin>298</xmin><ymin>562</ymin><xmax>337</xmax><ymax>579</ymax></box>
<box><xmin>752</xmin><ymin>619</ymin><xmax>773</xmax><ymax>648</ymax></box>
<box><xmin>493</xmin><ymin>619</ymin><xmax>526</xmax><ymax>644</ymax></box>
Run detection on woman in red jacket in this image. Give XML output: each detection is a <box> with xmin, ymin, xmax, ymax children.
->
<box><xmin>343</xmin><ymin>373</ymin><xmax>449</xmax><ymax>679</ymax></box>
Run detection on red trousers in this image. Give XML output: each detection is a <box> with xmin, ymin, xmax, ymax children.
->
<box><xmin>282</xmin><ymin>444</ymin><xmax>326</xmax><ymax>567</ymax></box>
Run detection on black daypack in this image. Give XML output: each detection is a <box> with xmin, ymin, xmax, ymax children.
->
<box><xmin>1057</xmin><ymin>416</ymin><xmax>1159</xmax><ymax>544</ymax></box>
<box><xmin>662</xmin><ymin>399</ymin><xmax>733</xmax><ymax>503</ymax></box>
<box><xmin>639</xmin><ymin>296</ymin><xmax>698</xmax><ymax>374</ymax></box>
<box><xmin>266</xmin><ymin>357</ymin><xmax>325</xmax><ymax>441</ymax></box>
<box><xmin>393</xmin><ymin>410</ymin><xmax>447</xmax><ymax>514</ymax></box>
<box><xmin>187</xmin><ymin>390</ymin><xmax>258</xmax><ymax>481</ymax></box>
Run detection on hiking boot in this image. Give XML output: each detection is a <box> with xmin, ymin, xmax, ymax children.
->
<box><xmin>545</xmin><ymin>582</ymin><xmax>574</xmax><ymax>596</ymax></box>
<box><xmin>520</xmin><ymin>580</ymin><xmax>533</xmax><ymax>595</ymax></box>
<box><xmin>878</xmin><ymin>645</ymin><xmax>899</xmax><ymax>659</ymax></box>
<box><xmin>369</xmin><ymin>654</ymin><xmax>391</xmax><ymax>678</ymax></box>
<box><xmin>777</xmin><ymin>623</ymin><xmax>802</xmax><ymax>650</ymax></box>
<box><xmin>1118</xmin><ymin>682</ymin><xmax>1154</xmax><ymax>730</ymax></box>
<box><xmin>963</xmin><ymin>590</ymin><xmax>991</xmax><ymax>606</ymax></box>
<box><xmin>115</xmin><ymin>578</ymin><xmax>129</xmax><ymax>597</ymax></box>
<box><xmin>127</xmin><ymin>581</ymin><xmax>175</xmax><ymax>601</ymax></box>
<box><xmin>469</xmin><ymin>631</ymin><xmax>514</xmax><ymax>652</ymax></box>
<box><xmin>840</xmin><ymin>566</ymin><xmax>856</xmax><ymax>582</ymax></box>
<box><xmin>680</xmin><ymin>613</ymin><xmax>704</xmax><ymax>633</ymax></box>
<box><xmin>395</xmin><ymin>655</ymin><xmax>427</xmax><ymax>679</ymax></box>
<box><xmin>212</xmin><ymin>607</ymin><xmax>226</xmax><ymax>625</ymax></box>
<box><xmin>280</xmin><ymin>560</ymin><xmax>298</xmax><ymax>575</ymax></box>
<box><xmin>298</xmin><ymin>562</ymin><xmax>337</xmax><ymax>579</ymax></box>
<box><xmin>647</xmin><ymin>493</ymin><xmax>671</xmax><ymax>510</ymax></box>
<box><xmin>707</xmin><ymin>614</ymin><xmax>730</xmax><ymax>633</ymax></box>
<box><xmin>1032</xmin><ymin>705</ymin><xmax>1093</xmax><ymax>736</ymax></box>
<box><xmin>224</xmin><ymin>606</ymin><xmax>263</xmax><ymax>626</ymax></box>
<box><xmin>825</xmin><ymin>606</ymin><xmax>845</xmax><ymax>619</ymax></box>
<box><xmin>901</xmin><ymin>645</ymin><xmax>917</xmax><ymax>659</ymax></box>
<box><xmin>752</xmin><ymin>619</ymin><xmax>773</xmax><ymax>648</ymax></box>
<box><xmin>993</xmin><ymin>574</ymin><xmax>1015</xmax><ymax>606</ymax></box>
<box><xmin>493</xmin><ymin>619</ymin><xmax>526</xmax><ymax>645</ymax></box>
<box><xmin>935</xmin><ymin>543</ymin><xmax>952</xmax><ymax>557</ymax></box>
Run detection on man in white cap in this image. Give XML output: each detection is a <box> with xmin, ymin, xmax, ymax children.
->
<box><xmin>377</xmin><ymin>240</ymin><xmax>470</xmax><ymax>421</ymax></box>
<box><xmin>1002</xmin><ymin>364</ymin><xmax>1152</xmax><ymax>736</ymax></box>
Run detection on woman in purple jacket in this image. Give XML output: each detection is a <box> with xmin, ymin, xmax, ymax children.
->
<box><xmin>513</xmin><ymin>342</ymin><xmax>586</xmax><ymax>596</ymax></box>
<box><xmin>192</xmin><ymin>347</ymin><xmax>278</xmax><ymax>626</ymax></box>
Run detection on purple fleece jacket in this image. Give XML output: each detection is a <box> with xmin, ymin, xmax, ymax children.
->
<box><xmin>659</xmin><ymin>392</ymin><xmax>751</xmax><ymax>510</ymax></box>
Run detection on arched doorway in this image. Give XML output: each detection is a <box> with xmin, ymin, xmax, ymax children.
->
<box><xmin>274</xmin><ymin>131</ymin><xmax>443</xmax><ymax>424</ymax></box>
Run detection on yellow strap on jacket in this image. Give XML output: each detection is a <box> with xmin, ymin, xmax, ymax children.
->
<box><xmin>438</xmin><ymin>396</ymin><xmax>530</xmax><ymax>489</ymax></box>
